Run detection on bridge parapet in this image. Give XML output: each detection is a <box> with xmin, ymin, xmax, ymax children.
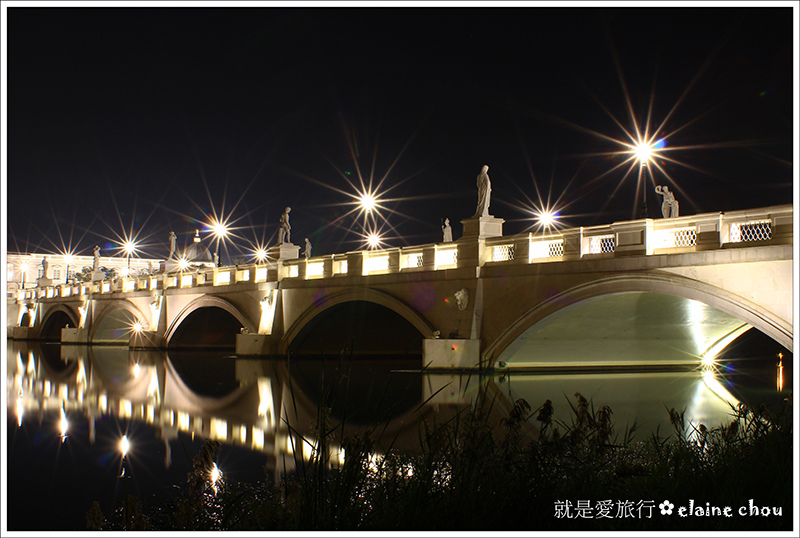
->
<box><xmin>12</xmin><ymin>205</ymin><xmax>792</xmax><ymax>304</ymax></box>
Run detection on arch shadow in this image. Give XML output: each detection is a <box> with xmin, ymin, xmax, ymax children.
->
<box><xmin>165</xmin><ymin>295</ymin><xmax>256</xmax><ymax>348</ymax></box>
<box><xmin>39</xmin><ymin>305</ymin><xmax>79</xmax><ymax>340</ymax></box>
<box><xmin>281</xmin><ymin>287</ymin><xmax>436</xmax><ymax>355</ymax></box>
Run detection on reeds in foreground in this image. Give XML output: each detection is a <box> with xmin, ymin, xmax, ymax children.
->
<box><xmin>88</xmin><ymin>369</ymin><xmax>793</xmax><ymax>531</ymax></box>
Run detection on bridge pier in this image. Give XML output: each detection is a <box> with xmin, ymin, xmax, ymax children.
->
<box><xmin>62</xmin><ymin>327</ymin><xmax>89</xmax><ymax>344</ymax></box>
<box><xmin>236</xmin><ymin>333</ymin><xmax>279</xmax><ymax>356</ymax></box>
<box><xmin>130</xmin><ymin>330</ymin><xmax>166</xmax><ymax>349</ymax></box>
<box><xmin>423</xmin><ymin>339</ymin><xmax>481</xmax><ymax>369</ymax></box>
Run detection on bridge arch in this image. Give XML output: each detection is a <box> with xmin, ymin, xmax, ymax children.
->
<box><xmin>90</xmin><ymin>300</ymin><xmax>150</xmax><ymax>345</ymax></box>
<box><xmin>281</xmin><ymin>287</ymin><xmax>437</xmax><ymax>355</ymax></box>
<box><xmin>484</xmin><ymin>271</ymin><xmax>793</xmax><ymax>367</ymax></box>
<box><xmin>166</xmin><ymin>295</ymin><xmax>256</xmax><ymax>348</ymax></box>
<box><xmin>39</xmin><ymin>305</ymin><xmax>79</xmax><ymax>340</ymax></box>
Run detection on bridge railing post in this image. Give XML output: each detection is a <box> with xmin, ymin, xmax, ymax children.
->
<box><xmin>346</xmin><ymin>252</ymin><xmax>363</xmax><ymax>276</ymax></box>
<box><xmin>422</xmin><ymin>245</ymin><xmax>436</xmax><ymax>271</ymax></box>
<box><xmin>611</xmin><ymin>219</ymin><xmax>653</xmax><ymax>256</ymax></box>
<box><xmin>561</xmin><ymin>227</ymin><xmax>583</xmax><ymax>260</ymax></box>
<box><xmin>694</xmin><ymin>212</ymin><xmax>723</xmax><ymax>251</ymax></box>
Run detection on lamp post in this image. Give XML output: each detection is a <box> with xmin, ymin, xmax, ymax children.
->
<box><xmin>635</xmin><ymin>142</ymin><xmax>653</xmax><ymax>219</ymax></box>
<box><xmin>210</xmin><ymin>220</ymin><xmax>229</xmax><ymax>267</ymax></box>
<box><xmin>20</xmin><ymin>261</ymin><xmax>29</xmax><ymax>289</ymax></box>
<box><xmin>122</xmin><ymin>241</ymin><xmax>136</xmax><ymax>277</ymax></box>
<box><xmin>64</xmin><ymin>254</ymin><xmax>74</xmax><ymax>284</ymax></box>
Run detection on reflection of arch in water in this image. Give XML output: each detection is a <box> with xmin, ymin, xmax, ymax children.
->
<box><xmin>166</xmin><ymin>296</ymin><xmax>255</xmax><ymax>349</ymax></box>
<box><xmin>27</xmin><ymin>341</ymin><xmax>79</xmax><ymax>382</ymax></box>
<box><xmin>162</xmin><ymin>353</ymin><xmax>252</xmax><ymax>413</ymax></box>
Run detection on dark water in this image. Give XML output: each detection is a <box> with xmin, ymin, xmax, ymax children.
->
<box><xmin>4</xmin><ymin>332</ymin><xmax>792</xmax><ymax>531</ymax></box>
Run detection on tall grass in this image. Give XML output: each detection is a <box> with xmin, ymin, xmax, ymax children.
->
<box><xmin>88</xmin><ymin>358</ymin><xmax>793</xmax><ymax>531</ymax></box>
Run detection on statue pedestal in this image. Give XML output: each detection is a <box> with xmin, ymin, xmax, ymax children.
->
<box><xmin>37</xmin><ymin>277</ymin><xmax>53</xmax><ymax>287</ymax></box>
<box><xmin>90</xmin><ymin>270</ymin><xmax>106</xmax><ymax>282</ymax></box>
<box><xmin>268</xmin><ymin>243</ymin><xmax>300</xmax><ymax>260</ymax></box>
<box><xmin>460</xmin><ymin>216</ymin><xmax>504</xmax><ymax>240</ymax></box>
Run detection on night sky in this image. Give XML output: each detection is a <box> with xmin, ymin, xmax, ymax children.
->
<box><xmin>4</xmin><ymin>4</ymin><xmax>796</xmax><ymax>262</ymax></box>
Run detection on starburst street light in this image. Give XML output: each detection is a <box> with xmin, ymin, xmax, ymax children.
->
<box><xmin>628</xmin><ymin>137</ymin><xmax>665</xmax><ymax>217</ymax></box>
<box><xmin>63</xmin><ymin>253</ymin><xmax>74</xmax><ymax>284</ymax></box>
<box><xmin>367</xmin><ymin>233</ymin><xmax>382</xmax><ymax>249</ymax></box>
<box><xmin>122</xmin><ymin>240</ymin><xmax>137</xmax><ymax>274</ymax></box>
<box><xmin>255</xmin><ymin>248</ymin><xmax>267</xmax><ymax>263</ymax></box>
<box><xmin>536</xmin><ymin>209</ymin><xmax>559</xmax><ymax>228</ymax></box>
<box><xmin>634</xmin><ymin>140</ymin><xmax>658</xmax><ymax>165</ymax></box>
<box><xmin>359</xmin><ymin>192</ymin><xmax>377</xmax><ymax>213</ymax></box>
<box><xmin>19</xmin><ymin>260</ymin><xmax>29</xmax><ymax>288</ymax></box>
<box><xmin>209</xmin><ymin>219</ymin><xmax>230</xmax><ymax>267</ymax></box>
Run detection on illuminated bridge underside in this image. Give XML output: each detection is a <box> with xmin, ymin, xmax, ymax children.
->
<box><xmin>499</xmin><ymin>292</ymin><xmax>750</xmax><ymax>367</ymax></box>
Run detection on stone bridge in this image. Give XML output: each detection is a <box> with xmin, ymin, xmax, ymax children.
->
<box><xmin>7</xmin><ymin>204</ymin><xmax>793</xmax><ymax>369</ymax></box>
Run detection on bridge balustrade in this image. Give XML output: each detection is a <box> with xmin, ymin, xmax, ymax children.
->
<box><xmin>434</xmin><ymin>245</ymin><xmax>458</xmax><ymax>269</ymax></box>
<box><xmin>10</xmin><ymin>205</ymin><xmax>791</xmax><ymax>303</ymax></box>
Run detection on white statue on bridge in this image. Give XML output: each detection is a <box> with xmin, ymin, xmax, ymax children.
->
<box><xmin>473</xmin><ymin>165</ymin><xmax>492</xmax><ymax>218</ymax></box>
<box><xmin>655</xmin><ymin>185</ymin><xmax>679</xmax><ymax>218</ymax></box>
<box><xmin>303</xmin><ymin>238</ymin><xmax>312</xmax><ymax>259</ymax></box>
<box><xmin>168</xmin><ymin>231</ymin><xmax>177</xmax><ymax>259</ymax></box>
<box><xmin>93</xmin><ymin>246</ymin><xmax>101</xmax><ymax>270</ymax></box>
<box><xmin>278</xmin><ymin>207</ymin><xmax>292</xmax><ymax>244</ymax></box>
<box><xmin>442</xmin><ymin>218</ymin><xmax>453</xmax><ymax>242</ymax></box>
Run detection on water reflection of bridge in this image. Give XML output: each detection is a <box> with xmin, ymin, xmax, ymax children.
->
<box><xmin>7</xmin><ymin>339</ymin><xmax>747</xmax><ymax>484</ymax></box>
<box><xmin>6</xmin><ymin>340</ymin><xmax>488</xmax><ymax>482</ymax></box>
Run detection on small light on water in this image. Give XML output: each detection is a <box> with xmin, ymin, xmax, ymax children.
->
<box><xmin>59</xmin><ymin>406</ymin><xmax>69</xmax><ymax>440</ymax></box>
<box><xmin>210</xmin><ymin>462</ymin><xmax>222</xmax><ymax>494</ymax></box>
<box><xmin>777</xmin><ymin>353</ymin><xmax>784</xmax><ymax>392</ymax></box>
<box><xmin>120</xmin><ymin>435</ymin><xmax>130</xmax><ymax>457</ymax></box>
<box><xmin>16</xmin><ymin>391</ymin><xmax>24</xmax><ymax>427</ymax></box>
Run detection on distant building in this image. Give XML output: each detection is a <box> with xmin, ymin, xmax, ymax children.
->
<box><xmin>6</xmin><ymin>252</ymin><xmax>161</xmax><ymax>292</ymax></box>
<box><xmin>182</xmin><ymin>230</ymin><xmax>215</xmax><ymax>265</ymax></box>
<box><xmin>6</xmin><ymin>231</ymin><xmax>217</xmax><ymax>296</ymax></box>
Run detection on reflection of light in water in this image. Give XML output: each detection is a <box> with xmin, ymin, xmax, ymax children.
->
<box><xmin>209</xmin><ymin>462</ymin><xmax>222</xmax><ymax>494</ymax></box>
<box><xmin>212</xmin><ymin>418</ymin><xmax>228</xmax><ymax>440</ymax></box>
<box><xmin>252</xmin><ymin>427</ymin><xmax>265</xmax><ymax>450</ymax></box>
<box><xmin>132</xmin><ymin>363</ymin><xmax>140</xmax><ymax>379</ymax></box>
<box><xmin>120</xmin><ymin>399</ymin><xmax>132</xmax><ymax>418</ymax></box>
<box><xmin>687</xmin><ymin>299</ymin><xmax>708</xmax><ymax>355</ymax></box>
<box><xmin>16</xmin><ymin>391</ymin><xmax>24</xmax><ymax>427</ymax></box>
<box><xmin>257</xmin><ymin>378</ymin><xmax>275</xmax><ymax>426</ymax></box>
<box><xmin>701</xmin><ymin>369</ymin><xmax>740</xmax><ymax>407</ymax></box>
<box><xmin>684</xmin><ymin>370</ymin><xmax>742</xmax><ymax>442</ymax></box>
<box><xmin>147</xmin><ymin>370</ymin><xmax>160</xmax><ymax>403</ymax></box>
<box><xmin>178</xmin><ymin>411</ymin><xmax>190</xmax><ymax>431</ymax></box>
<box><xmin>120</xmin><ymin>435</ymin><xmax>130</xmax><ymax>457</ymax></box>
<box><xmin>776</xmin><ymin>353</ymin><xmax>784</xmax><ymax>392</ymax></box>
<box><xmin>59</xmin><ymin>405</ymin><xmax>69</xmax><ymax>440</ymax></box>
